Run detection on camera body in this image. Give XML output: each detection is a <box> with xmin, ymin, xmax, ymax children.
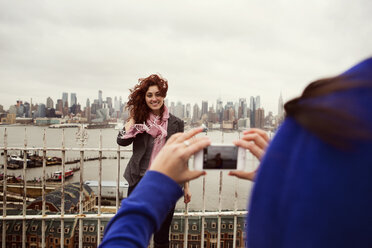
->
<box><xmin>194</xmin><ymin>143</ymin><xmax>246</xmax><ymax>170</ymax></box>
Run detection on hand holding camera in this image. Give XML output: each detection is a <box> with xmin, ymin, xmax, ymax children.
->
<box><xmin>229</xmin><ymin>128</ymin><xmax>270</xmax><ymax>181</ymax></box>
<box><xmin>149</xmin><ymin>127</ymin><xmax>211</xmax><ymax>184</ymax></box>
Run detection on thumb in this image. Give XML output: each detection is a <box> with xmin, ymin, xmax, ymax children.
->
<box><xmin>183</xmin><ymin>170</ymin><xmax>206</xmax><ymax>182</ymax></box>
<box><xmin>228</xmin><ymin>171</ymin><xmax>255</xmax><ymax>181</ymax></box>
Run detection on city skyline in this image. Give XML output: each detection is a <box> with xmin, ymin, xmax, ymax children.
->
<box><xmin>1</xmin><ymin>1</ymin><xmax>371</xmax><ymax>115</ymax></box>
<box><xmin>0</xmin><ymin>90</ymin><xmax>281</xmax><ymax>116</ymax></box>
<box><xmin>0</xmin><ymin>89</ymin><xmax>283</xmax><ymax>131</ymax></box>
<box><xmin>0</xmin><ymin>88</ymin><xmax>285</xmax><ymax>115</ymax></box>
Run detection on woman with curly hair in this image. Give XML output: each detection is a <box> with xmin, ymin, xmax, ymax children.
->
<box><xmin>117</xmin><ymin>74</ymin><xmax>189</xmax><ymax>248</ymax></box>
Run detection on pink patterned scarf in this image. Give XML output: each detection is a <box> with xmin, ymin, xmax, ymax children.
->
<box><xmin>121</xmin><ymin>105</ymin><xmax>169</xmax><ymax>168</ymax></box>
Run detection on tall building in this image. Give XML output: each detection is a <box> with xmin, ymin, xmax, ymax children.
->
<box><xmin>234</xmin><ymin>102</ymin><xmax>239</xmax><ymax>120</ymax></box>
<box><xmin>86</xmin><ymin>98</ymin><xmax>90</xmax><ymax>109</ymax></box>
<box><xmin>278</xmin><ymin>92</ymin><xmax>284</xmax><ymax>118</ymax></box>
<box><xmin>207</xmin><ymin>106</ymin><xmax>218</xmax><ymax>123</ymax></box>
<box><xmin>46</xmin><ymin>97</ymin><xmax>54</xmax><ymax>109</ymax></box>
<box><xmin>255</xmin><ymin>108</ymin><xmax>265</xmax><ymax>129</ymax></box>
<box><xmin>216</xmin><ymin>98</ymin><xmax>223</xmax><ymax>123</ymax></box>
<box><xmin>114</xmin><ymin>97</ymin><xmax>120</xmax><ymax>112</ymax></box>
<box><xmin>70</xmin><ymin>93</ymin><xmax>77</xmax><ymax>106</ymax></box>
<box><xmin>62</xmin><ymin>92</ymin><xmax>68</xmax><ymax>108</ymax></box>
<box><xmin>239</xmin><ymin>98</ymin><xmax>247</xmax><ymax>118</ymax></box>
<box><xmin>255</xmin><ymin>96</ymin><xmax>261</xmax><ymax>109</ymax></box>
<box><xmin>37</xmin><ymin>104</ymin><xmax>46</xmax><ymax>118</ymax></box>
<box><xmin>228</xmin><ymin>107</ymin><xmax>235</xmax><ymax>121</ymax></box>
<box><xmin>185</xmin><ymin>103</ymin><xmax>191</xmax><ymax>119</ymax></box>
<box><xmin>169</xmin><ymin>102</ymin><xmax>176</xmax><ymax>115</ymax></box>
<box><xmin>174</xmin><ymin>102</ymin><xmax>184</xmax><ymax>119</ymax></box>
<box><xmin>249</xmin><ymin>96</ymin><xmax>255</xmax><ymax>111</ymax></box>
<box><xmin>192</xmin><ymin>103</ymin><xmax>200</xmax><ymax>123</ymax></box>
<box><xmin>250</xmin><ymin>96</ymin><xmax>256</xmax><ymax>127</ymax></box>
<box><xmin>16</xmin><ymin>101</ymin><xmax>25</xmax><ymax>117</ymax></box>
<box><xmin>106</xmin><ymin>97</ymin><xmax>113</xmax><ymax>109</ymax></box>
<box><xmin>98</xmin><ymin>90</ymin><xmax>103</xmax><ymax>106</ymax></box>
<box><xmin>201</xmin><ymin>101</ymin><xmax>208</xmax><ymax>116</ymax></box>
<box><xmin>216</xmin><ymin>98</ymin><xmax>223</xmax><ymax>113</ymax></box>
<box><xmin>56</xmin><ymin>99</ymin><xmax>63</xmax><ymax>112</ymax></box>
<box><xmin>114</xmin><ymin>97</ymin><xmax>121</xmax><ymax>118</ymax></box>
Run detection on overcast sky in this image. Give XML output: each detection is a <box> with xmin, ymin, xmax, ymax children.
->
<box><xmin>0</xmin><ymin>0</ymin><xmax>371</xmax><ymax>114</ymax></box>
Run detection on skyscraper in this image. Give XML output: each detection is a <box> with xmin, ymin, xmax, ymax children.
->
<box><xmin>46</xmin><ymin>97</ymin><xmax>54</xmax><ymax>109</ymax></box>
<box><xmin>56</xmin><ymin>99</ymin><xmax>63</xmax><ymax>112</ymax></box>
<box><xmin>216</xmin><ymin>98</ymin><xmax>223</xmax><ymax>122</ymax></box>
<box><xmin>192</xmin><ymin>103</ymin><xmax>201</xmax><ymax>123</ymax></box>
<box><xmin>255</xmin><ymin>108</ymin><xmax>265</xmax><ymax>129</ymax></box>
<box><xmin>106</xmin><ymin>97</ymin><xmax>113</xmax><ymax>109</ymax></box>
<box><xmin>86</xmin><ymin>98</ymin><xmax>90</xmax><ymax>109</ymax></box>
<box><xmin>185</xmin><ymin>103</ymin><xmax>191</xmax><ymax>119</ymax></box>
<box><xmin>278</xmin><ymin>92</ymin><xmax>284</xmax><ymax>118</ymax></box>
<box><xmin>169</xmin><ymin>102</ymin><xmax>175</xmax><ymax>115</ymax></box>
<box><xmin>255</xmin><ymin>96</ymin><xmax>261</xmax><ymax>109</ymax></box>
<box><xmin>70</xmin><ymin>93</ymin><xmax>77</xmax><ymax>106</ymax></box>
<box><xmin>98</xmin><ymin>90</ymin><xmax>103</xmax><ymax>106</ymax></box>
<box><xmin>174</xmin><ymin>102</ymin><xmax>184</xmax><ymax>119</ymax></box>
<box><xmin>114</xmin><ymin>97</ymin><xmax>120</xmax><ymax>112</ymax></box>
<box><xmin>250</xmin><ymin>96</ymin><xmax>256</xmax><ymax>127</ymax></box>
<box><xmin>216</xmin><ymin>98</ymin><xmax>223</xmax><ymax>113</ymax></box>
<box><xmin>62</xmin><ymin>92</ymin><xmax>68</xmax><ymax>108</ymax></box>
<box><xmin>239</xmin><ymin>98</ymin><xmax>247</xmax><ymax>118</ymax></box>
<box><xmin>201</xmin><ymin>101</ymin><xmax>208</xmax><ymax>117</ymax></box>
<box><xmin>38</xmin><ymin>104</ymin><xmax>46</xmax><ymax>118</ymax></box>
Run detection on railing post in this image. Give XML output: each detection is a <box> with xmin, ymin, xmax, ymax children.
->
<box><xmin>42</xmin><ymin>129</ymin><xmax>47</xmax><ymax>248</ymax></box>
<box><xmin>60</xmin><ymin>129</ymin><xmax>65</xmax><ymax>248</ymax></box>
<box><xmin>217</xmin><ymin>171</ymin><xmax>222</xmax><ymax>248</ymax></box>
<box><xmin>2</xmin><ymin>128</ymin><xmax>8</xmax><ymax>248</ymax></box>
<box><xmin>97</xmin><ymin>129</ymin><xmax>103</xmax><ymax>246</ymax></box>
<box><xmin>183</xmin><ymin>203</ymin><xmax>188</xmax><ymax>248</ymax></box>
<box><xmin>201</xmin><ymin>176</ymin><xmax>206</xmax><ymax>248</ymax></box>
<box><xmin>75</xmin><ymin>124</ymin><xmax>88</xmax><ymax>248</ymax></box>
<box><xmin>22</xmin><ymin>128</ymin><xmax>27</xmax><ymax>248</ymax></box>
<box><xmin>233</xmin><ymin>177</ymin><xmax>238</xmax><ymax>248</ymax></box>
<box><xmin>116</xmin><ymin>144</ymin><xmax>120</xmax><ymax>212</ymax></box>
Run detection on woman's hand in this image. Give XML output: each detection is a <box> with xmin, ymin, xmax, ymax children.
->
<box><xmin>124</xmin><ymin>118</ymin><xmax>135</xmax><ymax>131</ymax></box>
<box><xmin>229</xmin><ymin>128</ymin><xmax>270</xmax><ymax>181</ymax></box>
<box><xmin>183</xmin><ymin>182</ymin><xmax>191</xmax><ymax>204</ymax></box>
<box><xmin>149</xmin><ymin>127</ymin><xmax>211</xmax><ymax>184</ymax></box>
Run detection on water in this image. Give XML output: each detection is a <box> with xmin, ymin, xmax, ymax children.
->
<box><xmin>0</xmin><ymin>125</ymin><xmax>259</xmax><ymax>211</ymax></box>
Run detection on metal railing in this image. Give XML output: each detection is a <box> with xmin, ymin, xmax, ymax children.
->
<box><xmin>0</xmin><ymin>126</ymin><xmax>251</xmax><ymax>248</ymax></box>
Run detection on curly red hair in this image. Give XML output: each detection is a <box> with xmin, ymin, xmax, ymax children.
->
<box><xmin>126</xmin><ymin>74</ymin><xmax>168</xmax><ymax>123</ymax></box>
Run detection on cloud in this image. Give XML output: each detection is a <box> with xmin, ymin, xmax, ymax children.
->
<box><xmin>0</xmin><ymin>0</ymin><xmax>371</xmax><ymax>113</ymax></box>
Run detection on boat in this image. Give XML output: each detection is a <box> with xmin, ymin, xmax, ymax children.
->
<box><xmin>84</xmin><ymin>180</ymin><xmax>129</xmax><ymax>199</ymax></box>
<box><xmin>46</xmin><ymin>157</ymin><xmax>62</xmax><ymax>166</ymax></box>
<box><xmin>49</xmin><ymin>123</ymin><xmax>83</xmax><ymax>128</ymax></box>
<box><xmin>7</xmin><ymin>154</ymin><xmax>31</xmax><ymax>169</ymax></box>
<box><xmin>86</xmin><ymin>123</ymin><xmax>115</xmax><ymax>129</ymax></box>
<box><xmin>5</xmin><ymin>152</ymin><xmax>62</xmax><ymax>169</ymax></box>
<box><xmin>52</xmin><ymin>169</ymin><xmax>74</xmax><ymax>181</ymax></box>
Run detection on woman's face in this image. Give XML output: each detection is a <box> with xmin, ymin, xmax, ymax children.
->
<box><xmin>145</xmin><ymin>85</ymin><xmax>164</xmax><ymax>115</ymax></box>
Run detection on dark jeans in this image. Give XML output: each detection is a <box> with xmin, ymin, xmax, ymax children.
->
<box><xmin>128</xmin><ymin>180</ymin><xmax>175</xmax><ymax>248</ymax></box>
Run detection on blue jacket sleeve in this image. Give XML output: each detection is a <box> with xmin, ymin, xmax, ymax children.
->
<box><xmin>99</xmin><ymin>171</ymin><xmax>183</xmax><ymax>248</ymax></box>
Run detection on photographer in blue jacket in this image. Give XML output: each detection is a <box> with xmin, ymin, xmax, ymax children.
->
<box><xmin>100</xmin><ymin>57</ymin><xmax>372</xmax><ymax>248</ymax></box>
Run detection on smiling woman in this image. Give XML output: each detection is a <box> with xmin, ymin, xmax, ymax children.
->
<box><xmin>126</xmin><ymin>74</ymin><xmax>168</xmax><ymax>124</ymax></box>
<box><xmin>115</xmin><ymin>74</ymin><xmax>187</xmax><ymax>248</ymax></box>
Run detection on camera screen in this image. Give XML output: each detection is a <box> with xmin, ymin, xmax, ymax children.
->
<box><xmin>203</xmin><ymin>145</ymin><xmax>238</xmax><ymax>169</ymax></box>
